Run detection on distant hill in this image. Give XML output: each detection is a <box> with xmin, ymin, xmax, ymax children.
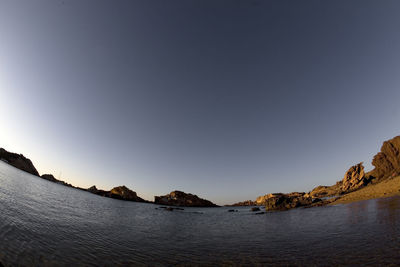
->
<box><xmin>0</xmin><ymin>148</ymin><xmax>39</xmax><ymax>176</ymax></box>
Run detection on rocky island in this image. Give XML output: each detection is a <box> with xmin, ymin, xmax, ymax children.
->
<box><xmin>155</xmin><ymin>190</ymin><xmax>218</xmax><ymax>207</ymax></box>
<box><xmin>87</xmin><ymin>185</ymin><xmax>147</xmax><ymax>202</ymax></box>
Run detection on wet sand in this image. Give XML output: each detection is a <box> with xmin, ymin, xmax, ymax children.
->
<box><xmin>331</xmin><ymin>175</ymin><xmax>400</xmax><ymax>205</ymax></box>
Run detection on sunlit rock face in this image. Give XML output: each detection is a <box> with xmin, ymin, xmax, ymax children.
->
<box><xmin>371</xmin><ymin>136</ymin><xmax>400</xmax><ymax>179</ymax></box>
<box><xmin>110</xmin><ymin>186</ymin><xmax>139</xmax><ymax>200</ymax></box>
<box><xmin>154</xmin><ymin>190</ymin><xmax>218</xmax><ymax>207</ymax></box>
<box><xmin>86</xmin><ymin>185</ymin><xmax>146</xmax><ymax>202</ymax></box>
<box><xmin>339</xmin><ymin>163</ymin><xmax>368</xmax><ymax>193</ymax></box>
<box><xmin>0</xmin><ymin>148</ymin><xmax>39</xmax><ymax>176</ymax></box>
<box><xmin>263</xmin><ymin>192</ymin><xmax>313</xmax><ymax>211</ymax></box>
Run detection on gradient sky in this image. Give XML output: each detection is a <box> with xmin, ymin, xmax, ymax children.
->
<box><xmin>1</xmin><ymin>0</ymin><xmax>400</xmax><ymax>205</ymax></box>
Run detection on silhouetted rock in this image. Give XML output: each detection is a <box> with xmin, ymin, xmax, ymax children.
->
<box><xmin>371</xmin><ymin>136</ymin><xmax>400</xmax><ymax>179</ymax></box>
<box><xmin>87</xmin><ymin>185</ymin><xmax>99</xmax><ymax>194</ymax></box>
<box><xmin>228</xmin><ymin>200</ymin><xmax>256</xmax><ymax>206</ymax></box>
<box><xmin>40</xmin><ymin>173</ymin><xmax>74</xmax><ymax>187</ymax></box>
<box><xmin>264</xmin><ymin>192</ymin><xmax>313</xmax><ymax>211</ymax></box>
<box><xmin>0</xmin><ymin>148</ymin><xmax>39</xmax><ymax>176</ymax></box>
<box><xmin>154</xmin><ymin>190</ymin><xmax>218</xmax><ymax>207</ymax></box>
<box><xmin>41</xmin><ymin>174</ymin><xmax>58</xmax><ymax>182</ymax></box>
<box><xmin>251</xmin><ymin>207</ymin><xmax>260</xmax><ymax>211</ymax></box>
<box><xmin>228</xmin><ymin>209</ymin><xmax>238</xmax><ymax>212</ymax></box>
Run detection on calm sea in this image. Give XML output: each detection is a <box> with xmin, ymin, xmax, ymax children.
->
<box><xmin>0</xmin><ymin>161</ymin><xmax>399</xmax><ymax>266</ymax></box>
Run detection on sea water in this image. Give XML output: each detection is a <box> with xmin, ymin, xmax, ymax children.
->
<box><xmin>0</xmin><ymin>161</ymin><xmax>399</xmax><ymax>266</ymax></box>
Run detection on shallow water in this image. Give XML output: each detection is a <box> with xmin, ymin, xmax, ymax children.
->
<box><xmin>1</xmin><ymin>161</ymin><xmax>400</xmax><ymax>266</ymax></box>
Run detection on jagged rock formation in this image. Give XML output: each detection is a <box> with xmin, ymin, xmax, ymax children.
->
<box><xmin>87</xmin><ymin>185</ymin><xmax>146</xmax><ymax>202</ymax></box>
<box><xmin>371</xmin><ymin>135</ymin><xmax>400</xmax><ymax>179</ymax></box>
<box><xmin>0</xmin><ymin>148</ymin><xmax>39</xmax><ymax>176</ymax></box>
<box><xmin>263</xmin><ymin>192</ymin><xmax>313</xmax><ymax>211</ymax></box>
<box><xmin>339</xmin><ymin>163</ymin><xmax>369</xmax><ymax>192</ymax></box>
<box><xmin>154</xmin><ymin>190</ymin><xmax>218</xmax><ymax>207</ymax></box>
<box><xmin>227</xmin><ymin>200</ymin><xmax>256</xmax><ymax>206</ymax></box>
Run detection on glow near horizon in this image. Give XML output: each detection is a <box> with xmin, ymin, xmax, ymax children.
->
<box><xmin>1</xmin><ymin>0</ymin><xmax>400</xmax><ymax>205</ymax></box>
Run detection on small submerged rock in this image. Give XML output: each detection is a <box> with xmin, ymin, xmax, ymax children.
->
<box><xmin>228</xmin><ymin>209</ymin><xmax>238</xmax><ymax>212</ymax></box>
<box><xmin>251</xmin><ymin>207</ymin><xmax>260</xmax><ymax>212</ymax></box>
<box><xmin>158</xmin><ymin>206</ymin><xmax>185</xmax><ymax>211</ymax></box>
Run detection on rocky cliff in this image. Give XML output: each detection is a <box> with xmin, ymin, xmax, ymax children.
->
<box><xmin>154</xmin><ymin>190</ymin><xmax>218</xmax><ymax>207</ymax></box>
<box><xmin>0</xmin><ymin>148</ymin><xmax>39</xmax><ymax>176</ymax></box>
<box><xmin>370</xmin><ymin>135</ymin><xmax>400</xmax><ymax>179</ymax></box>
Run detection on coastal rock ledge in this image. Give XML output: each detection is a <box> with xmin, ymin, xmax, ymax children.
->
<box><xmin>261</xmin><ymin>192</ymin><xmax>313</xmax><ymax>211</ymax></box>
<box><xmin>154</xmin><ymin>191</ymin><xmax>218</xmax><ymax>207</ymax></box>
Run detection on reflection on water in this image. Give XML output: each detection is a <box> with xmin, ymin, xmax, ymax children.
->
<box><xmin>1</xmin><ymin>161</ymin><xmax>400</xmax><ymax>266</ymax></box>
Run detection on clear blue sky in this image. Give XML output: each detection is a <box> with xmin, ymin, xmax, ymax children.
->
<box><xmin>1</xmin><ymin>0</ymin><xmax>400</xmax><ymax>205</ymax></box>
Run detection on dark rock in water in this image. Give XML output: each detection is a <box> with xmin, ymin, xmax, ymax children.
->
<box><xmin>158</xmin><ymin>206</ymin><xmax>184</xmax><ymax>211</ymax></box>
<box><xmin>154</xmin><ymin>190</ymin><xmax>218</xmax><ymax>207</ymax></box>
<box><xmin>0</xmin><ymin>148</ymin><xmax>39</xmax><ymax>176</ymax></box>
<box><xmin>340</xmin><ymin>163</ymin><xmax>369</xmax><ymax>193</ymax></box>
<box><xmin>264</xmin><ymin>192</ymin><xmax>313</xmax><ymax>211</ymax></box>
<box><xmin>251</xmin><ymin>207</ymin><xmax>260</xmax><ymax>212</ymax></box>
<box><xmin>371</xmin><ymin>135</ymin><xmax>400</xmax><ymax>179</ymax></box>
<box><xmin>228</xmin><ymin>209</ymin><xmax>238</xmax><ymax>212</ymax></box>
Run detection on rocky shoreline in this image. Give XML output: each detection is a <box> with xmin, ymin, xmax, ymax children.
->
<box><xmin>1</xmin><ymin>135</ymin><xmax>400</xmax><ymax>209</ymax></box>
<box><xmin>229</xmin><ymin>135</ymin><xmax>400</xmax><ymax>211</ymax></box>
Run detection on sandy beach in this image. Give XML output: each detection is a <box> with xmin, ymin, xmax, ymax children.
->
<box><xmin>331</xmin><ymin>175</ymin><xmax>400</xmax><ymax>205</ymax></box>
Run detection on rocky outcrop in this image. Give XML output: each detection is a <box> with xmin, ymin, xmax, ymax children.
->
<box><xmin>87</xmin><ymin>185</ymin><xmax>99</xmax><ymax>194</ymax></box>
<box><xmin>41</xmin><ymin>174</ymin><xmax>74</xmax><ymax>187</ymax></box>
<box><xmin>0</xmin><ymin>148</ymin><xmax>39</xmax><ymax>176</ymax></box>
<box><xmin>110</xmin><ymin>186</ymin><xmax>142</xmax><ymax>201</ymax></box>
<box><xmin>264</xmin><ymin>192</ymin><xmax>313</xmax><ymax>211</ymax></box>
<box><xmin>371</xmin><ymin>136</ymin><xmax>400</xmax><ymax>179</ymax></box>
<box><xmin>309</xmin><ymin>185</ymin><xmax>339</xmax><ymax>198</ymax></box>
<box><xmin>339</xmin><ymin>163</ymin><xmax>369</xmax><ymax>193</ymax></box>
<box><xmin>87</xmin><ymin>185</ymin><xmax>146</xmax><ymax>202</ymax></box>
<box><xmin>227</xmin><ymin>200</ymin><xmax>256</xmax><ymax>206</ymax></box>
<box><xmin>41</xmin><ymin>174</ymin><xmax>58</xmax><ymax>182</ymax></box>
<box><xmin>154</xmin><ymin>190</ymin><xmax>218</xmax><ymax>207</ymax></box>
